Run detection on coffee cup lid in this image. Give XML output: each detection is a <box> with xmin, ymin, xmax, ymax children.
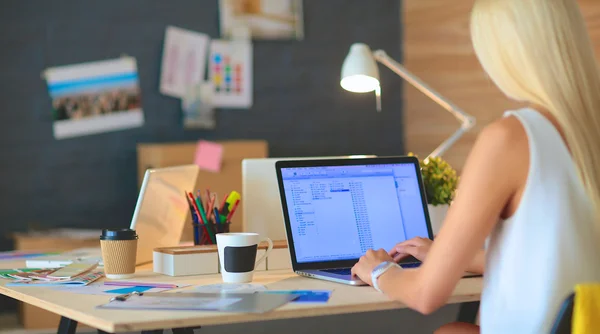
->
<box><xmin>100</xmin><ymin>228</ymin><xmax>138</xmax><ymax>241</ymax></box>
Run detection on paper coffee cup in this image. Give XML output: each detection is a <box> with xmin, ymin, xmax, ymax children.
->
<box><xmin>100</xmin><ymin>229</ymin><xmax>138</xmax><ymax>279</ymax></box>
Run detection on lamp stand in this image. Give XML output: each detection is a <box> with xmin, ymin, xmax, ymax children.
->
<box><xmin>372</xmin><ymin>50</ymin><xmax>476</xmax><ymax>159</ymax></box>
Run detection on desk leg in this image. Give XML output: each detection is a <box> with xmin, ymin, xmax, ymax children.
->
<box><xmin>141</xmin><ymin>330</ymin><xmax>163</xmax><ymax>334</ymax></box>
<box><xmin>457</xmin><ymin>301</ymin><xmax>480</xmax><ymax>324</ymax></box>
<box><xmin>57</xmin><ymin>316</ymin><xmax>77</xmax><ymax>334</ymax></box>
<box><xmin>172</xmin><ymin>328</ymin><xmax>196</xmax><ymax>334</ymax></box>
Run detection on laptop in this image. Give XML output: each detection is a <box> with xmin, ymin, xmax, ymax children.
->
<box><xmin>130</xmin><ymin>164</ymin><xmax>200</xmax><ymax>264</ymax></box>
<box><xmin>242</xmin><ymin>155</ymin><xmax>375</xmax><ymax>240</ymax></box>
<box><xmin>275</xmin><ymin>156</ymin><xmax>433</xmax><ymax>285</ymax></box>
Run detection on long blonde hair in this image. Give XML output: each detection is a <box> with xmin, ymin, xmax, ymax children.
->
<box><xmin>471</xmin><ymin>0</ymin><xmax>600</xmax><ymax>222</ymax></box>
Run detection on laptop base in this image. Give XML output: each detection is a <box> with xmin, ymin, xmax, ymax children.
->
<box><xmin>296</xmin><ymin>270</ymin><xmax>366</xmax><ymax>286</ymax></box>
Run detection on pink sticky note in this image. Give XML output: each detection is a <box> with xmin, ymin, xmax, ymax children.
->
<box><xmin>194</xmin><ymin>140</ymin><xmax>224</xmax><ymax>172</ymax></box>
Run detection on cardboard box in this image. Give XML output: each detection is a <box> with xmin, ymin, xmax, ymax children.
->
<box><xmin>153</xmin><ymin>245</ymin><xmax>219</xmax><ymax>276</ymax></box>
<box><xmin>137</xmin><ymin>140</ymin><xmax>268</xmax><ymax>240</ymax></box>
<box><xmin>153</xmin><ymin>240</ymin><xmax>288</xmax><ymax>276</ymax></box>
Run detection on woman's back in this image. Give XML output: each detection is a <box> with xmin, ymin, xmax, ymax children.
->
<box><xmin>481</xmin><ymin>108</ymin><xmax>600</xmax><ymax>333</ymax></box>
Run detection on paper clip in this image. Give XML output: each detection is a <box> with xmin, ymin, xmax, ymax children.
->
<box><xmin>109</xmin><ymin>291</ymin><xmax>144</xmax><ymax>302</ymax></box>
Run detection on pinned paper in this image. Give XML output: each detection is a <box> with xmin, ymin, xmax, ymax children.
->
<box><xmin>194</xmin><ymin>141</ymin><xmax>224</xmax><ymax>172</ymax></box>
<box><xmin>44</xmin><ymin>57</ymin><xmax>144</xmax><ymax>140</ymax></box>
<box><xmin>182</xmin><ymin>82</ymin><xmax>216</xmax><ymax>130</ymax></box>
<box><xmin>208</xmin><ymin>40</ymin><xmax>253</xmax><ymax>108</ymax></box>
<box><xmin>160</xmin><ymin>26</ymin><xmax>210</xmax><ymax>98</ymax></box>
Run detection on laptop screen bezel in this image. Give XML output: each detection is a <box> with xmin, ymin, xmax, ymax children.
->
<box><xmin>275</xmin><ymin>156</ymin><xmax>434</xmax><ymax>271</ymax></box>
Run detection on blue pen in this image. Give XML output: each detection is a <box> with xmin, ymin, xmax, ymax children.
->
<box><xmin>214</xmin><ymin>208</ymin><xmax>221</xmax><ymax>233</ymax></box>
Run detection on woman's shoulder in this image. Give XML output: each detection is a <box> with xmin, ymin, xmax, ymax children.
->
<box><xmin>476</xmin><ymin>113</ymin><xmax>528</xmax><ymax>151</ymax></box>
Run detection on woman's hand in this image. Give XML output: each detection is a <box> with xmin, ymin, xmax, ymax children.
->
<box><xmin>389</xmin><ymin>237</ymin><xmax>433</xmax><ymax>262</ymax></box>
<box><xmin>351</xmin><ymin>249</ymin><xmax>394</xmax><ymax>286</ymax></box>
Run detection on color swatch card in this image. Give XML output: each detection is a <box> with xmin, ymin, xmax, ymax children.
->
<box><xmin>160</xmin><ymin>26</ymin><xmax>210</xmax><ymax>98</ymax></box>
<box><xmin>208</xmin><ymin>40</ymin><xmax>253</xmax><ymax>108</ymax></box>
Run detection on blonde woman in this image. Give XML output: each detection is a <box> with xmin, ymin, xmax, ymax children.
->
<box><xmin>351</xmin><ymin>0</ymin><xmax>600</xmax><ymax>332</ymax></box>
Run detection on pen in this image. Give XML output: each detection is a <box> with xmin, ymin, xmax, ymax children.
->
<box><xmin>219</xmin><ymin>192</ymin><xmax>230</xmax><ymax>214</ymax></box>
<box><xmin>214</xmin><ymin>208</ymin><xmax>221</xmax><ymax>224</ymax></box>
<box><xmin>225</xmin><ymin>199</ymin><xmax>240</xmax><ymax>223</ymax></box>
<box><xmin>195</xmin><ymin>194</ymin><xmax>215</xmax><ymax>244</ymax></box>
<box><xmin>184</xmin><ymin>192</ymin><xmax>200</xmax><ymax>245</ymax></box>
<box><xmin>213</xmin><ymin>207</ymin><xmax>222</xmax><ymax>233</ymax></box>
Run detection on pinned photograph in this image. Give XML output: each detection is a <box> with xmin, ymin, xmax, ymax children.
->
<box><xmin>44</xmin><ymin>57</ymin><xmax>144</xmax><ymax>140</ymax></box>
<box><xmin>219</xmin><ymin>0</ymin><xmax>304</xmax><ymax>40</ymax></box>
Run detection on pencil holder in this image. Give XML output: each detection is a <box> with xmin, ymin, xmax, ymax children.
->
<box><xmin>193</xmin><ymin>221</ymin><xmax>231</xmax><ymax>246</ymax></box>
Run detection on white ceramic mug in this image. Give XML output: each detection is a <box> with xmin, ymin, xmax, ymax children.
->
<box><xmin>216</xmin><ymin>233</ymin><xmax>273</xmax><ymax>283</ymax></box>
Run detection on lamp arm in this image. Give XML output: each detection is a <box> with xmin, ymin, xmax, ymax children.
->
<box><xmin>372</xmin><ymin>49</ymin><xmax>476</xmax><ymax>158</ymax></box>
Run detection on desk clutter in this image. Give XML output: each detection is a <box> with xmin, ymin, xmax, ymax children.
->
<box><xmin>153</xmin><ymin>240</ymin><xmax>291</xmax><ymax>277</ymax></box>
<box><xmin>1</xmin><ymin>265</ymin><xmax>103</xmax><ymax>287</ymax></box>
<box><xmin>186</xmin><ymin>189</ymin><xmax>240</xmax><ymax>245</ymax></box>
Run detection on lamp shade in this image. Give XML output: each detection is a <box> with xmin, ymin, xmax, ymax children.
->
<box><xmin>340</xmin><ymin>43</ymin><xmax>380</xmax><ymax>93</ymax></box>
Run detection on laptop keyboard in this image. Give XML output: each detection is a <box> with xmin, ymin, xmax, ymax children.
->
<box><xmin>322</xmin><ymin>268</ymin><xmax>352</xmax><ymax>275</ymax></box>
<box><xmin>322</xmin><ymin>262</ymin><xmax>421</xmax><ymax>276</ymax></box>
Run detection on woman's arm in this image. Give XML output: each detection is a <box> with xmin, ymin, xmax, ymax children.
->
<box><xmin>352</xmin><ymin>117</ymin><xmax>528</xmax><ymax>314</ymax></box>
<box><xmin>467</xmin><ymin>249</ymin><xmax>485</xmax><ymax>274</ymax></box>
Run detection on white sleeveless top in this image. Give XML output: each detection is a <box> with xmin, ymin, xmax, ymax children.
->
<box><xmin>480</xmin><ymin>108</ymin><xmax>600</xmax><ymax>333</ymax></box>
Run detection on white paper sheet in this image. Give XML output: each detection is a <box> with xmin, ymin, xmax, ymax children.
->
<box><xmin>208</xmin><ymin>40</ymin><xmax>253</xmax><ymax>108</ymax></box>
<box><xmin>50</xmin><ymin>284</ymin><xmax>172</xmax><ymax>295</ymax></box>
<box><xmin>99</xmin><ymin>295</ymin><xmax>242</xmax><ymax>310</ymax></box>
<box><xmin>160</xmin><ymin>26</ymin><xmax>210</xmax><ymax>98</ymax></box>
<box><xmin>184</xmin><ymin>283</ymin><xmax>267</xmax><ymax>294</ymax></box>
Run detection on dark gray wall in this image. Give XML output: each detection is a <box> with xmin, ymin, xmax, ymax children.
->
<box><xmin>0</xmin><ymin>0</ymin><xmax>425</xmax><ymax>325</ymax></box>
<box><xmin>0</xmin><ymin>0</ymin><xmax>404</xmax><ymax>243</ymax></box>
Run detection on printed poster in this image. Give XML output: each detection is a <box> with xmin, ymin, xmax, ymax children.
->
<box><xmin>44</xmin><ymin>57</ymin><xmax>144</xmax><ymax>140</ymax></box>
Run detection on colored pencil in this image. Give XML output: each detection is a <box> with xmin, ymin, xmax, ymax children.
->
<box><xmin>195</xmin><ymin>194</ymin><xmax>215</xmax><ymax>244</ymax></box>
<box><xmin>184</xmin><ymin>192</ymin><xmax>200</xmax><ymax>245</ymax></box>
<box><xmin>188</xmin><ymin>192</ymin><xmax>212</xmax><ymax>243</ymax></box>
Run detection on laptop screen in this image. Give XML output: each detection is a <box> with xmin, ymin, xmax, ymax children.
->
<box><xmin>280</xmin><ymin>163</ymin><xmax>429</xmax><ymax>264</ymax></box>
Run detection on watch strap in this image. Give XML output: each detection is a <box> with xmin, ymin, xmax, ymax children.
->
<box><xmin>371</xmin><ymin>261</ymin><xmax>399</xmax><ymax>292</ymax></box>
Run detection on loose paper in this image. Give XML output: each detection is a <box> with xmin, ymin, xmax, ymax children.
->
<box><xmin>208</xmin><ymin>40</ymin><xmax>253</xmax><ymax>108</ymax></box>
<box><xmin>99</xmin><ymin>295</ymin><xmax>243</xmax><ymax>311</ymax></box>
<box><xmin>194</xmin><ymin>140</ymin><xmax>224</xmax><ymax>172</ymax></box>
<box><xmin>188</xmin><ymin>283</ymin><xmax>267</xmax><ymax>294</ymax></box>
<box><xmin>160</xmin><ymin>26</ymin><xmax>210</xmax><ymax>98</ymax></box>
<box><xmin>44</xmin><ymin>57</ymin><xmax>144</xmax><ymax>140</ymax></box>
<box><xmin>51</xmin><ymin>284</ymin><xmax>172</xmax><ymax>295</ymax></box>
<box><xmin>264</xmin><ymin>290</ymin><xmax>332</xmax><ymax>303</ymax></box>
<box><xmin>182</xmin><ymin>82</ymin><xmax>216</xmax><ymax>130</ymax></box>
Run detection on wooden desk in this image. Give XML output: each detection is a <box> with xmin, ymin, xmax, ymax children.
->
<box><xmin>0</xmin><ymin>267</ymin><xmax>482</xmax><ymax>333</ymax></box>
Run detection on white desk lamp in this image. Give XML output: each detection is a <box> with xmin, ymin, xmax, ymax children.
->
<box><xmin>340</xmin><ymin>43</ymin><xmax>476</xmax><ymax>159</ymax></box>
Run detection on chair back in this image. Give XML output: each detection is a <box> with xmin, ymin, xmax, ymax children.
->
<box><xmin>550</xmin><ymin>293</ymin><xmax>575</xmax><ymax>334</ymax></box>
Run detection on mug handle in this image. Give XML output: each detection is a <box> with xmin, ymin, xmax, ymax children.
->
<box><xmin>255</xmin><ymin>237</ymin><xmax>273</xmax><ymax>268</ymax></box>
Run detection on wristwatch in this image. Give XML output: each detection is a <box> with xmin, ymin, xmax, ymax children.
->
<box><xmin>371</xmin><ymin>261</ymin><xmax>400</xmax><ymax>292</ymax></box>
